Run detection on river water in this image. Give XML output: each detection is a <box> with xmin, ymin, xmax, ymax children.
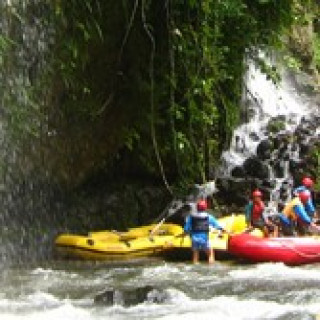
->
<box><xmin>1</xmin><ymin>258</ymin><xmax>320</xmax><ymax>320</ymax></box>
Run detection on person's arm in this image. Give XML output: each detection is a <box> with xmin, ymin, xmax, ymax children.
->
<box><xmin>262</xmin><ymin>211</ymin><xmax>272</xmax><ymax>225</ymax></box>
<box><xmin>293</xmin><ymin>186</ymin><xmax>306</xmax><ymax>196</ymax></box>
<box><xmin>279</xmin><ymin>213</ymin><xmax>291</xmax><ymax>226</ymax></box>
<box><xmin>294</xmin><ymin>204</ymin><xmax>312</xmax><ymax>225</ymax></box>
<box><xmin>304</xmin><ymin>198</ymin><xmax>316</xmax><ymax>218</ymax></box>
<box><xmin>184</xmin><ymin>216</ymin><xmax>192</xmax><ymax>233</ymax></box>
<box><xmin>208</xmin><ymin>215</ymin><xmax>227</xmax><ymax>233</ymax></box>
<box><xmin>245</xmin><ymin>202</ymin><xmax>253</xmax><ymax>225</ymax></box>
<box><xmin>297</xmin><ymin>202</ymin><xmax>320</xmax><ymax>230</ymax></box>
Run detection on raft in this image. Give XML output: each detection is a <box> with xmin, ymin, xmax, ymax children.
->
<box><xmin>54</xmin><ymin>214</ymin><xmax>247</xmax><ymax>261</ymax></box>
<box><xmin>228</xmin><ymin>233</ymin><xmax>320</xmax><ymax>266</ymax></box>
<box><xmin>54</xmin><ymin>223</ymin><xmax>183</xmax><ymax>260</ymax></box>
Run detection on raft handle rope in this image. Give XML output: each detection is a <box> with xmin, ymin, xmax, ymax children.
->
<box><xmin>278</xmin><ymin>238</ymin><xmax>320</xmax><ymax>259</ymax></box>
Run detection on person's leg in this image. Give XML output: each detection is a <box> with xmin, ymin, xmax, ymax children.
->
<box><xmin>273</xmin><ymin>225</ymin><xmax>279</xmax><ymax>237</ymax></box>
<box><xmin>206</xmin><ymin>248</ymin><xmax>215</xmax><ymax>264</ymax></box>
<box><xmin>263</xmin><ymin>226</ymin><xmax>269</xmax><ymax>237</ymax></box>
<box><xmin>192</xmin><ymin>249</ymin><xmax>199</xmax><ymax>264</ymax></box>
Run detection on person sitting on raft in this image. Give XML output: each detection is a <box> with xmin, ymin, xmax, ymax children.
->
<box><xmin>245</xmin><ymin>189</ymin><xmax>277</xmax><ymax>237</ymax></box>
<box><xmin>278</xmin><ymin>190</ymin><xmax>320</xmax><ymax>236</ymax></box>
<box><xmin>293</xmin><ymin>176</ymin><xmax>318</xmax><ymax>222</ymax></box>
<box><xmin>184</xmin><ymin>199</ymin><xmax>227</xmax><ymax>264</ymax></box>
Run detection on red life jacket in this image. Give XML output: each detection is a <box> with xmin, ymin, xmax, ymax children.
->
<box><xmin>251</xmin><ymin>200</ymin><xmax>265</xmax><ymax>222</ymax></box>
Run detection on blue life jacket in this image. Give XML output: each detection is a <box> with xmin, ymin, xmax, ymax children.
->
<box><xmin>191</xmin><ymin>215</ymin><xmax>209</xmax><ymax>232</ymax></box>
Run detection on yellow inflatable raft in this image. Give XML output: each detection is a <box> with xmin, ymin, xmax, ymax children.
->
<box><xmin>54</xmin><ymin>214</ymin><xmax>248</xmax><ymax>261</ymax></box>
<box><xmin>55</xmin><ymin>223</ymin><xmax>183</xmax><ymax>260</ymax></box>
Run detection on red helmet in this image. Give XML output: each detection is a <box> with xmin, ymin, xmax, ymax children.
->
<box><xmin>298</xmin><ymin>190</ymin><xmax>310</xmax><ymax>204</ymax></box>
<box><xmin>252</xmin><ymin>189</ymin><xmax>262</xmax><ymax>198</ymax></box>
<box><xmin>302</xmin><ymin>177</ymin><xmax>314</xmax><ymax>188</ymax></box>
<box><xmin>197</xmin><ymin>200</ymin><xmax>207</xmax><ymax>211</ymax></box>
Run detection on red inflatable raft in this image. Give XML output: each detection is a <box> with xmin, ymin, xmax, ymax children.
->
<box><xmin>228</xmin><ymin>233</ymin><xmax>320</xmax><ymax>266</ymax></box>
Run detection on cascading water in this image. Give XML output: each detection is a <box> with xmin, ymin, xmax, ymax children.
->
<box><xmin>217</xmin><ymin>57</ymin><xmax>320</xmax><ymax>212</ymax></box>
<box><xmin>0</xmin><ymin>0</ymin><xmax>59</xmax><ymax>263</ymax></box>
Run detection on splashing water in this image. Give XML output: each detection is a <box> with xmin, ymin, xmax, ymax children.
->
<box><xmin>1</xmin><ymin>261</ymin><xmax>320</xmax><ymax>320</ymax></box>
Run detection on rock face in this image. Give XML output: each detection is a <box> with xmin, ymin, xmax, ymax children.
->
<box><xmin>94</xmin><ymin>286</ymin><xmax>168</xmax><ymax>306</ymax></box>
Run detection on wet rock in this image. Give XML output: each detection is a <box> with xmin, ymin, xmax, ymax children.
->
<box><xmin>260</xmin><ymin>188</ymin><xmax>271</xmax><ymax>201</ymax></box>
<box><xmin>279</xmin><ymin>182</ymin><xmax>292</xmax><ymax>201</ymax></box>
<box><xmin>235</xmin><ymin>135</ymin><xmax>246</xmax><ymax>153</ymax></box>
<box><xmin>272</xmin><ymin>133</ymin><xmax>291</xmax><ymax>151</ymax></box>
<box><xmin>243</xmin><ymin>157</ymin><xmax>270</xmax><ymax>179</ymax></box>
<box><xmin>256</xmin><ymin>139</ymin><xmax>272</xmax><ymax>160</ymax></box>
<box><xmin>216</xmin><ymin>177</ymin><xmax>260</xmax><ymax>206</ymax></box>
<box><xmin>289</xmin><ymin>159</ymin><xmax>302</xmax><ymax>174</ymax></box>
<box><xmin>249</xmin><ymin>132</ymin><xmax>260</xmax><ymax>141</ymax></box>
<box><xmin>94</xmin><ymin>286</ymin><xmax>168</xmax><ymax>306</ymax></box>
<box><xmin>291</xmin><ymin>142</ymin><xmax>299</xmax><ymax>152</ymax></box>
<box><xmin>261</xmin><ymin>179</ymin><xmax>276</xmax><ymax>189</ymax></box>
<box><xmin>231</xmin><ymin>166</ymin><xmax>246</xmax><ymax>178</ymax></box>
<box><xmin>278</xmin><ymin>143</ymin><xmax>288</xmax><ymax>154</ymax></box>
<box><xmin>274</xmin><ymin>160</ymin><xmax>285</xmax><ymax>178</ymax></box>
<box><xmin>299</xmin><ymin>141</ymin><xmax>311</xmax><ymax>155</ymax></box>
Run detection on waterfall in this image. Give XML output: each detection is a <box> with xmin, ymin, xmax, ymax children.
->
<box><xmin>217</xmin><ymin>57</ymin><xmax>320</xmax><ymax>212</ymax></box>
<box><xmin>0</xmin><ymin>1</ymin><xmax>57</xmax><ymax>263</ymax></box>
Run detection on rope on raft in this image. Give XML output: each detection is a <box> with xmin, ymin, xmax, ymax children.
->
<box><xmin>278</xmin><ymin>238</ymin><xmax>320</xmax><ymax>259</ymax></box>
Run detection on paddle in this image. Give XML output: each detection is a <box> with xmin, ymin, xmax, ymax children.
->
<box><xmin>149</xmin><ymin>181</ymin><xmax>219</xmax><ymax>239</ymax></box>
<box><xmin>149</xmin><ymin>200</ymin><xmax>184</xmax><ymax>239</ymax></box>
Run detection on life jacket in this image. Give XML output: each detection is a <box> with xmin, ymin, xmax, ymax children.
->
<box><xmin>191</xmin><ymin>213</ymin><xmax>209</xmax><ymax>232</ymax></box>
<box><xmin>251</xmin><ymin>200</ymin><xmax>265</xmax><ymax>223</ymax></box>
<box><xmin>282</xmin><ymin>197</ymin><xmax>301</xmax><ymax>221</ymax></box>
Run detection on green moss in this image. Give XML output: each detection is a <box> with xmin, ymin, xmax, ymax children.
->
<box><xmin>267</xmin><ymin>119</ymin><xmax>286</xmax><ymax>134</ymax></box>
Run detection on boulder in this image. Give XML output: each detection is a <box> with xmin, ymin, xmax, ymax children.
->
<box><xmin>256</xmin><ymin>139</ymin><xmax>272</xmax><ymax>160</ymax></box>
<box><xmin>231</xmin><ymin>166</ymin><xmax>246</xmax><ymax>178</ymax></box>
<box><xmin>94</xmin><ymin>286</ymin><xmax>167</xmax><ymax>306</ymax></box>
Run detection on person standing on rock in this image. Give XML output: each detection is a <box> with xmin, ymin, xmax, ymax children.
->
<box><xmin>184</xmin><ymin>199</ymin><xmax>226</xmax><ymax>264</ymax></box>
<box><xmin>245</xmin><ymin>189</ymin><xmax>277</xmax><ymax>237</ymax></box>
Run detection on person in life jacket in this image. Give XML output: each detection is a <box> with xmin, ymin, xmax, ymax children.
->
<box><xmin>278</xmin><ymin>190</ymin><xmax>320</xmax><ymax>236</ymax></box>
<box><xmin>245</xmin><ymin>189</ymin><xmax>276</xmax><ymax>237</ymax></box>
<box><xmin>184</xmin><ymin>199</ymin><xmax>226</xmax><ymax>264</ymax></box>
<box><xmin>293</xmin><ymin>177</ymin><xmax>318</xmax><ymax>221</ymax></box>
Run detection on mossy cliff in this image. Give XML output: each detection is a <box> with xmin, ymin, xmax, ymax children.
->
<box><xmin>1</xmin><ymin>1</ymin><xmax>320</xmax><ymax>231</ymax></box>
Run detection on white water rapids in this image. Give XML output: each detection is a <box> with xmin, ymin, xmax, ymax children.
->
<box><xmin>1</xmin><ymin>261</ymin><xmax>320</xmax><ymax>320</ymax></box>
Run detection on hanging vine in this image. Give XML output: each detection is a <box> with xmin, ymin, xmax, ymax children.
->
<box><xmin>1</xmin><ymin>0</ymin><xmax>314</xmax><ymax>190</ymax></box>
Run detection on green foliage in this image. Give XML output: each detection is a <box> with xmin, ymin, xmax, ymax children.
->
<box><xmin>1</xmin><ymin>0</ymin><xmax>314</xmax><ymax>189</ymax></box>
<box><xmin>283</xmin><ymin>54</ymin><xmax>302</xmax><ymax>71</ymax></box>
<box><xmin>310</xmin><ymin>148</ymin><xmax>320</xmax><ymax>191</ymax></box>
<box><xmin>256</xmin><ymin>58</ymin><xmax>281</xmax><ymax>84</ymax></box>
<box><xmin>162</xmin><ymin>0</ymin><xmax>296</xmax><ymax>186</ymax></box>
<box><xmin>315</xmin><ymin>35</ymin><xmax>320</xmax><ymax>70</ymax></box>
<box><xmin>267</xmin><ymin>118</ymin><xmax>286</xmax><ymax>134</ymax></box>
